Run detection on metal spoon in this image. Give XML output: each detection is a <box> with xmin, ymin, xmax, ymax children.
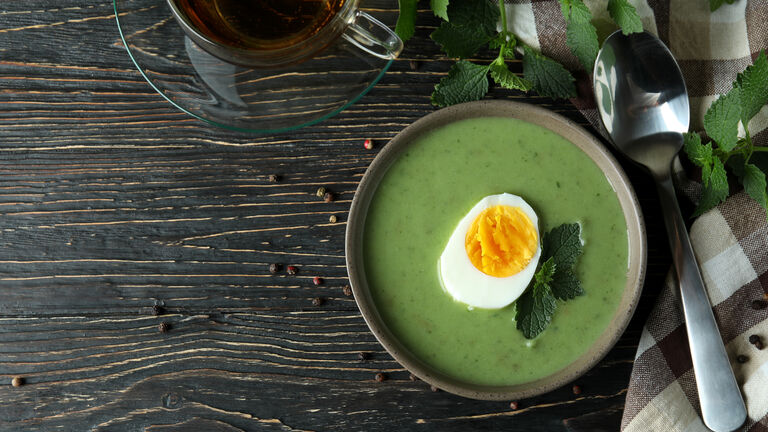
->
<box><xmin>593</xmin><ymin>30</ymin><xmax>746</xmax><ymax>432</ymax></box>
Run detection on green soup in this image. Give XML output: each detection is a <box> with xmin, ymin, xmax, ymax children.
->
<box><xmin>363</xmin><ymin>117</ymin><xmax>629</xmax><ymax>386</ymax></box>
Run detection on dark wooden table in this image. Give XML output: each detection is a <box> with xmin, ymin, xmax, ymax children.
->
<box><xmin>0</xmin><ymin>1</ymin><xmax>672</xmax><ymax>430</ymax></box>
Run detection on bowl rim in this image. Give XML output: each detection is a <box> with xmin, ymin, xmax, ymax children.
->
<box><xmin>345</xmin><ymin>100</ymin><xmax>647</xmax><ymax>400</ymax></box>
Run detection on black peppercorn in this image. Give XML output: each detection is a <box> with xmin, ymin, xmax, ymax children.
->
<box><xmin>312</xmin><ymin>297</ymin><xmax>324</xmax><ymax>306</ymax></box>
<box><xmin>268</xmin><ymin>174</ymin><xmax>280</xmax><ymax>183</ymax></box>
<box><xmin>749</xmin><ymin>334</ymin><xmax>760</xmax><ymax>344</ymax></box>
<box><xmin>159</xmin><ymin>322</ymin><xmax>171</xmax><ymax>333</ymax></box>
<box><xmin>324</xmin><ymin>191</ymin><xmax>334</xmax><ymax>203</ymax></box>
<box><xmin>737</xmin><ymin>355</ymin><xmax>749</xmax><ymax>363</ymax></box>
<box><xmin>572</xmin><ymin>384</ymin><xmax>582</xmax><ymax>395</ymax></box>
<box><xmin>343</xmin><ymin>285</ymin><xmax>353</xmax><ymax>296</ymax></box>
<box><xmin>152</xmin><ymin>305</ymin><xmax>165</xmax><ymax>316</ymax></box>
<box><xmin>751</xmin><ymin>299</ymin><xmax>767</xmax><ymax>310</ymax></box>
<box><xmin>374</xmin><ymin>372</ymin><xmax>386</xmax><ymax>382</ymax></box>
<box><xmin>358</xmin><ymin>352</ymin><xmax>370</xmax><ymax>361</ymax></box>
<box><xmin>269</xmin><ymin>263</ymin><xmax>281</xmax><ymax>274</ymax></box>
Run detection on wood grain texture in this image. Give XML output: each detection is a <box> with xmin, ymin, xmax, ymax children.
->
<box><xmin>0</xmin><ymin>1</ymin><xmax>672</xmax><ymax>430</ymax></box>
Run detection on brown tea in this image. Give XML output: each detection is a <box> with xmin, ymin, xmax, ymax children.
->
<box><xmin>173</xmin><ymin>0</ymin><xmax>347</xmax><ymax>50</ymax></box>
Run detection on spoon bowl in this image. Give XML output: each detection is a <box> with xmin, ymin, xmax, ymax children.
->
<box><xmin>594</xmin><ymin>30</ymin><xmax>746</xmax><ymax>432</ymax></box>
<box><xmin>594</xmin><ymin>31</ymin><xmax>689</xmax><ymax>177</ymax></box>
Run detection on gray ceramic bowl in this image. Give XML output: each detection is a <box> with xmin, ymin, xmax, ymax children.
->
<box><xmin>345</xmin><ymin>100</ymin><xmax>646</xmax><ymax>400</ymax></box>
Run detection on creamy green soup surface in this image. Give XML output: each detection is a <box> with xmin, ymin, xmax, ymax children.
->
<box><xmin>363</xmin><ymin>117</ymin><xmax>629</xmax><ymax>386</ymax></box>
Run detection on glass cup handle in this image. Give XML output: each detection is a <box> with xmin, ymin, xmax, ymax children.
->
<box><xmin>343</xmin><ymin>10</ymin><xmax>403</xmax><ymax>60</ymax></box>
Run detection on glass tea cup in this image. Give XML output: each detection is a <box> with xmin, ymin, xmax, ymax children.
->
<box><xmin>166</xmin><ymin>0</ymin><xmax>403</xmax><ymax>68</ymax></box>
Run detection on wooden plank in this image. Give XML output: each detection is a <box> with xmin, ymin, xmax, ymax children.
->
<box><xmin>0</xmin><ymin>0</ymin><xmax>673</xmax><ymax>430</ymax></box>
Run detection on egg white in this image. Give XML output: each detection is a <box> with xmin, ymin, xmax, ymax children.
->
<box><xmin>438</xmin><ymin>193</ymin><xmax>541</xmax><ymax>309</ymax></box>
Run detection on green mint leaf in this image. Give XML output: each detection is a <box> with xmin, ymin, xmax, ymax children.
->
<box><xmin>683</xmin><ymin>132</ymin><xmax>714</xmax><ymax>181</ymax></box>
<box><xmin>431</xmin><ymin>0</ymin><xmax>449</xmax><ymax>21</ymax></box>
<box><xmin>542</xmin><ymin>223</ymin><xmax>583</xmax><ymax>269</ymax></box>
<box><xmin>734</xmin><ymin>51</ymin><xmax>768</xmax><ymax>125</ymax></box>
<box><xmin>395</xmin><ymin>0</ymin><xmax>418</xmax><ymax>41</ymax></box>
<box><xmin>607</xmin><ymin>0</ymin><xmax>643</xmax><ymax>35</ymax></box>
<box><xmin>550</xmin><ymin>268</ymin><xmax>584</xmax><ymax>300</ymax></box>
<box><xmin>694</xmin><ymin>157</ymin><xmax>729</xmax><ymax>216</ymax></box>
<box><xmin>522</xmin><ymin>46</ymin><xmax>577</xmax><ymax>99</ymax></box>
<box><xmin>559</xmin><ymin>0</ymin><xmax>599</xmax><ymax>70</ymax></box>
<box><xmin>446</xmin><ymin>0</ymin><xmax>498</xmax><ymax>31</ymax></box>
<box><xmin>490</xmin><ymin>59</ymin><xmax>533</xmax><ymax>91</ymax></box>
<box><xmin>703</xmin><ymin>88</ymin><xmax>742</xmax><ymax>152</ymax></box>
<box><xmin>515</xmin><ymin>272</ymin><xmax>557</xmax><ymax>339</ymax></box>
<box><xmin>741</xmin><ymin>163</ymin><xmax>768</xmax><ymax>212</ymax></box>
<box><xmin>489</xmin><ymin>32</ymin><xmax>517</xmax><ymax>59</ymax></box>
<box><xmin>535</xmin><ymin>257</ymin><xmax>557</xmax><ymax>285</ymax></box>
<box><xmin>431</xmin><ymin>60</ymin><xmax>489</xmax><ymax>107</ymax></box>
<box><xmin>431</xmin><ymin>23</ymin><xmax>494</xmax><ymax>58</ymax></box>
<box><xmin>430</xmin><ymin>0</ymin><xmax>499</xmax><ymax>58</ymax></box>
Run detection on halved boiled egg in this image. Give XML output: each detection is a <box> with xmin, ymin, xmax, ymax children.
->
<box><xmin>439</xmin><ymin>193</ymin><xmax>540</xmax><ymax>309</ymax></box>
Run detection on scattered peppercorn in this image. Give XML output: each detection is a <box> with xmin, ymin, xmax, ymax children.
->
<box><xmin>737</xmin><ymin>355</ymin><xmax>749</xmax><ymax>363</ymax></box>
<box><xmin>343</xmin><ymin>285</ymin><xmax>353</xmax><ymax>296</ymax></box>
<box><xmin>159</xmin><ymin>322</ymin><xmax>171</xmax><ymax>333</ymax></box>
<box><xmin>152</xmin><ymin>305</ymin><xmax>165</xmax><ymax>316</ymax></box>
<box><xmin>329</xmin><ymin>214</ymin><xmax>338</xmax><ymax>223</ymax></box>
<box><xmin>375</xmin><ymin>372</ymin><xmax>387</xmax><ymax>382</ymax></box>
<box><xmin>409</xmin><ymin>60</ymin><xmax>421</xmax><ymax>70</ymax></box>
<box><xmin>572</xmin><ymin>384</ymin><xmax>582</xmax><ymax>395</ymax></box>
<box><xmin>312</xmin><ymin>297</ymin><xmax>324</xmax><ymax>306</ymax></box>
<box><xmin>409</xmin><ymin>373</ymin><xmax>418</xmax><ymax>381</ymax></box>
<box><xmin>287</xmin><ymin>265</ymin><xmax>298</xmax><ymax>275</ymax></box>
<box><xmin>358</xmin><ymin>352</ymin><xmax>371</xmax><ymax>361</ymax></box>
<box><xmin>316</xmin><ymin>187</ymin><xmax>326</xmax><ymax>198</ymax></box>
<box><xmin>324</xmin><ymin>191</ymin><xmax>334</xmax><ymax>203</ymax></box>
<box><xmin>749</xmin><ymin>334</ymin><xmax>760</xmax><ymax>344</ymax></box>
<box><xmin>11</xmin><ymin>377</ymin><xmax>24</xmax><ymax>387</ymax></box>
<box><xmin>313</xmin><ymin>276</ymin><xmax>323</xmax><ymax>285</ymax></box>
<box><xmin>363</xmin><ymin>139</ymin><xmax>374</xmax><ymax>150</ymax></box>
<box><xmin>269</xmin><ymin>263</ymin><xmax>281</xmax><ymax>274</ymax></box>
<box><xmin>752</xmin><ymin>299</ymin><xmax>767</xmax><ymax>310</ymax></box>
<box><xmin>430</xmin><ymin>385</ymin><xmax>439</xmax><ymax>392</ymax></box>
<box><xmin>268</xmin><ymin>174</ymin><xmax>280</xmax><ymax>183</ymax></box>
<box><xmin>509</xmin><ymin>401</ymin><xmax>518</xmax><ymax>410</ymax></box>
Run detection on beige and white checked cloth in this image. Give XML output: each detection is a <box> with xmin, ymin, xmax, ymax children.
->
<box><xmin>504</xmin><ymin>0</ymin><xmax>768</xmax><ymax>430</ymax></box>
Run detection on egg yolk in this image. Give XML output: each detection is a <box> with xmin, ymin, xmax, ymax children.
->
<box><xmin>464</xmin><ymin>205</ymin><xmax>538</xmax><ymax>277</ymax></box>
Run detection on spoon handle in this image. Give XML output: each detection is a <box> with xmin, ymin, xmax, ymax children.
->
<box><xmin>656</xmin><ymin>175</ymin><xmax>746</xmax><ymax>432</ymax></box>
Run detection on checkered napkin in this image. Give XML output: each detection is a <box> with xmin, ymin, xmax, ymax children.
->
<box><xmin>503</xmin><ymin>0</ymin><xmax>768</xmax><ymax>430</ymax></box>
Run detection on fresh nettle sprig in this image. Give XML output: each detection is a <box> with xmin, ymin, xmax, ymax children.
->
<box><xmin>395</xmin><ymin>0</ymin><xmax>643</xmax><ymax>106</ymax></box>
<box><xmin>710</xmin><ymin>0</ymin><xmax>737</xmax><ymax>11</ymax></box>
<box><xmin>515</xmin><ymin>223</ymin><xmax>584</xmax><ymax>339</ymax></box>
<box><xmin>683</xmin><ymin>51</ymin><xmax>768</xmax><ymax>216</ymax></box>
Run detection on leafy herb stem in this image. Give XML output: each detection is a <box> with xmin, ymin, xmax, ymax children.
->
<box><xmin>744</xmin><ymin>128</ymin><xmax>754</xmax><ymax>163</ymax></box>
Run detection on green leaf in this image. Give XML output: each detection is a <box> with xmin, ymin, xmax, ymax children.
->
<box><xmin>535</xmin><ymin>257</ymin><xmax>557</xmax><ymax>285</ymax></box>
<box><xmin>431</xmin><ymin>0</ymin><xmax>450</xmax><ymax>21</ymax></box>
<box><xmin>490</xmin><ymin>59</ymin><xmax>532</xmax><ymax>91</ymax></box>
<box><xmin>741</xmin><ymin>163</ymin><xmax>768</xmax><ymax>212</ymax></box>
<box><xmin>683</xmin><ymin>132</ymin><xmax>714</xmax><ymax>182</ymax></box>
<box><xmin>430</xmin><ymin>0</ymin><xmax>499</xmax><ymax>58</ymax></box>
<box><xmin>515</xmin><ymin>273</ymin><xmax>557</xmax><ymax>339</ymax></box>
<box><xmin>550</xmin><ymin>268</ymin><xmax>584</xmax><ymax>300</ymax></box>
<box><xmin>542</xmin><ymin>223</ymin><xmax>583</xmax><ymax>269</ymax></box>
<box><xmin>522</xmin><ymin>46</ymin><xmax>577</xmax><ymax>99</ymax></box>
<box><xmin>431</xmin><ymin>23</ymin><xmax>494</xmax><ymax>58</ymax></box>
<box><xmin>703</xmin><ymin>88</ymin><xmax>742</xmax><ymax>152</ymax></box>
<box><xmin>694</xmin><ymin>157</ymin><xmax>729</xmax><ymax>216</ymax></box>
<box><xmin>395</xmin><ymin>0</ymin><xmax>418</xmax><ymax>41</ymax></box>
<box><xmin>607</xmin><ymin>0</ymin><xmax>643</xmax><ymax>35</ymax></box>
<box><xmin>734</xmin><ymin>51</ymin><xmax>768</xmax><ymax>125</ymax></box>
<box><xmin>431</xmin><ymin>60</ymin><xmax>489</xmax><ymax>107</ymax></box>
<box><xmin>489</xmin><ymin>32</ymin><xmax>517</xmax><ymax>59</ymax></box>
<box><xmin>559</xmin><ymin>0</ymin><xmax>599</xmax><ymax>70</ymax></box>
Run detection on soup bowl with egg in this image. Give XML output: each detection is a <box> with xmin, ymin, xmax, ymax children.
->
<box><xmin>345</xmin><ymin>100</ymin><xmax>645</xmax><ymax>400</ymax></box>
